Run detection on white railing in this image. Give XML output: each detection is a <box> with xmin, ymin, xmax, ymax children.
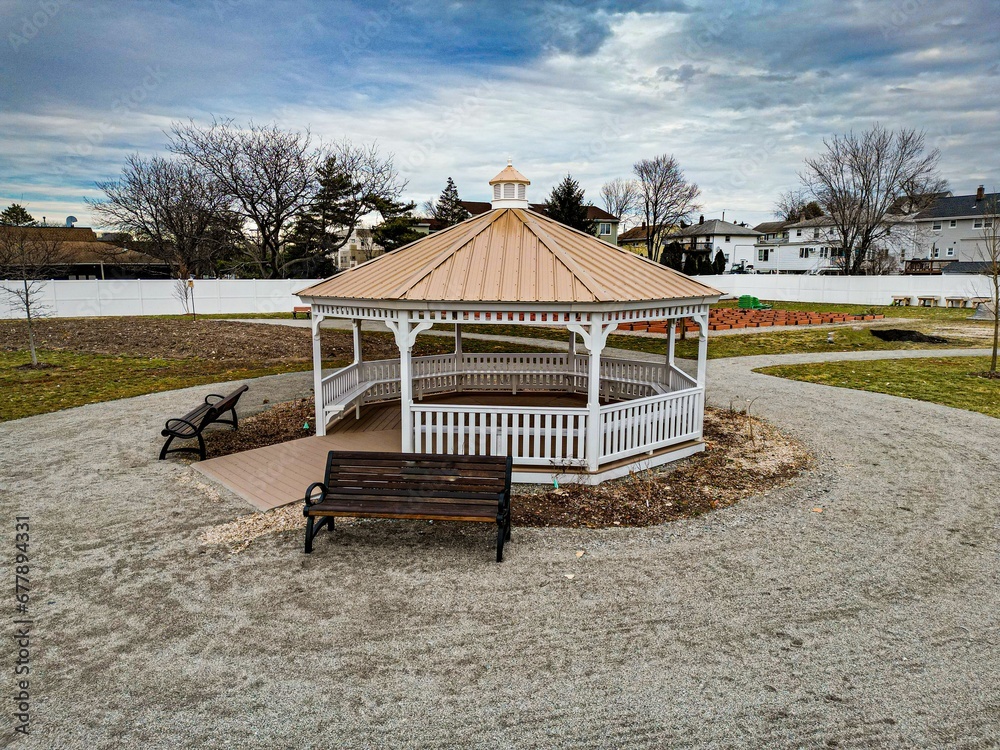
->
<box><xmin>599</xmin><ymin>389</ymin><xmax>703</xmax><ymax>463</ymax></box>
<box><xmin>413</xmin><ymin>404</ymin><xmax>588</xmax><ymax>466</ymax></box>
<box><xmin>320</xmin><ymin>362</ymin><xmax>362</xmax><ymax>409</ymax></box>
<box><xmin>668</xmin><ymin>365</ymin><xmax>697</xmax><ymax>391</ymax></box>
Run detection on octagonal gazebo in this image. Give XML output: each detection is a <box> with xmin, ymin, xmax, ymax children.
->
<box><xmin>297</xmin><ymin>164</ymin><xmax>721</xmax><ymax>484</ymax></box>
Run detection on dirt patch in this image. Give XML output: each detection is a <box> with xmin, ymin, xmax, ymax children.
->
<box><xmin>870</xmin><ymin>328</ymin><xmax>948</xmax><ymax>344</ymax></box>
<box><xmin>0</xmin><ymin>317</ymin><xmax>401</xmax><ymax>362</ymax></box>
<box><xmin>199</xmin><ymin>403</ymin><xmax>810</xmax><ymax>550</ymax></box>
<box><xmin>13</xmin><ymin>362</ymin><xmax>58</xmax><ymax>371</ymax></box>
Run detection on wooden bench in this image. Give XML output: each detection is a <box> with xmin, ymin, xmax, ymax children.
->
<box><xmin>302</xmin><ymin>451</ymin><xmax>513</xmax><ymax>562</ymax></box>
<box><xmin>292</xmin><ymin>305</ymin><xmax>311</xmax><ymax>319</ymax></box>
<box><xmin>891</xmin><ymin>296</ymin><xmax>912</xmax><ymax>306</ymax></box>
<box><xmin>945</xmin><ymin>297</ymin><xmax>969</xmax><ymax>308</ymax></box>
<box><xmin>159</xmin><ymin>385</ymin><xmax>249</xmax><ymax>461</ymax></box>
<box><xmin>917</xmin><ymin>296</ymin><xmax>939</xmax><ymax>307</ymax></box>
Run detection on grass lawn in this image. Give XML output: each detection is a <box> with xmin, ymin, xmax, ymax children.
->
<box><xmin>0</xmin><ymin>319</ymin><xmax>550</xmax><ymax>422</ymax></box>
<box><xmin>755</xmin><ymin>356</ymin><xmax>1000</xmax><ymax>419</ymax></box>
<box><xmin>451</xmin><ymin>322</ymin><xmax>985</xmax><ymax>360</ymax></box>
<box><xmin>714</xmin><ymin>298</ymin><xmax>979</xmax><ymax>322</ymax></box>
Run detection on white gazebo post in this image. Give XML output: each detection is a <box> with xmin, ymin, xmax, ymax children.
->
<box><xmin>454</xmin><ymin>323</ymin><xmax>464</xmax><ymax>391</ymax></box>
<box><xmin>352</xmin><ymin>319</ymin><xmax>363</xmax><ymax>365</ymax></box>
<box><xmin>388</xmin><ymin>313</ymin><xmax>432</xmax><ymax>452</ymax></box>
<box><xmin>696</xmin><ymin>311</ymin><xmax>709</xmax><ymax>388</ymax></box>
<box><xmin>311</xmin><ymin>314</ymin><xmax>326</xmax><ymax>436</ymax></box>
<box><xmin>666</xmin><ymin>316</ymin><xmax>676</xmax><ymax>368</ymax></box>
<box><xmin>571</xmin><ymin>317</ymin><xmax>615</xmax><ymax>473</ymax></box>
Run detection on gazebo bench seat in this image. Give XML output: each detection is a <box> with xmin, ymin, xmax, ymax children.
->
<box><xmin>303</xmin><ymin>451</ymin><xmax>513</xmax><ymax>561</ymax></box>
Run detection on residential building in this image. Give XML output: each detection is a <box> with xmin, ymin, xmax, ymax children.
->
<box><xmin>460</xmin><ymin>200</ymin><xmax>620</xmax><ymax>244</ymax></box>
<box><xmin>617</xmin><ymin>223</ymin><xmax>680</xmax><ymax>257</ymax></box>
<box><xmin>752</xmin><ymin>217</ymin><xmax>847</xmax><ymax>274</ymax></box>
<box><xmin>675</xmin><ymin>217</ymin><xmax>760</xmax><ymax>272</ymax></box>
<box><xmin>911</xmin><ymin>186</ymin><xmax>999</xmax><ymax>266</ymax></box>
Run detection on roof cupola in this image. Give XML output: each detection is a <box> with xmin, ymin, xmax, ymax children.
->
<box><xmin>489</xmin><ymin>159</ymin><xmax>530</xmax><ymax>209</ymax></box>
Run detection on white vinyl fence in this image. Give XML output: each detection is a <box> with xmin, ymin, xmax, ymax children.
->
<box><xmin>0</xmin><ymin>278</ymin><xmax>321</xmax><ymax>319</ymax></box>
<box><xmin>699</xmin><ymin>274</ymin><xmax>993</xmax><ymax>306</ymax></box>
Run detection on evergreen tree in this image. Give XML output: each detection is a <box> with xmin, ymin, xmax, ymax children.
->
<box><xmin>682</xmin><ymin>252</ymin><xmax>698</xmax><ymax>275</ymax></box>
<box><xmin>430</xmin><ymin>177</ymin><xmax>470</xmax><ymax>226</ymax></box>
<box><xmin>698</xmin><ymin>253</ymin><xmax>715</xmax><ymax>275</ymax></box>
<box><xmin>713</xmin><ymin>249</ymin><xmax>727</xmax><ymax>274</ymax></box>
<box><xmin>283</xmin><ymin>157</ymin><xmax>356</xmax><ymax>276</ymax></box>
<box><xmin>544</xmin><ymin>175</ymin><xmax>597</xmax><ymax>234</ymax></box>
<box><xmin>659</xmin><ymin>241</ymin><xmax>684</xmax><ymax>271</ymax></box>
<box><xmin>371</xmin><ymin>198</ymin><xmax>422</xmax><ymax>253</ymax></box>
<box><xmin>0</xmin><ymin>204</ymin><xmax>36</xmax><ymax>226</ymax></box>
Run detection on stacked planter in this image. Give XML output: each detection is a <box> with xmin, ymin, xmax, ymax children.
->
<box><xmin>617</xmin><ymin>309</ymin><xmax>884</xmax><ymax>333</ymax></box>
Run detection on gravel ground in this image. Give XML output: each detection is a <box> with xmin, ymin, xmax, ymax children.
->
<box><xmin>1</xmin><ymin>349</ymin><xmax>998</xmax><ymax>748</ymax></box>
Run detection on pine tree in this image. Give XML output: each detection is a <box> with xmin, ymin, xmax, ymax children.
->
<box><xmin>0</xmin><ymin>204</ymin><xmax>36</xmax><ymax>226</ymax></box>
<box><xmin>697</xmin><ymin>253</ymin><xmax>715</xmax><ymax>275</ymax></box>
<box><xmin>713</xmin><ymin>249</ymin><xmax>727</xmax><ymax>274</ymax></box>
<box><xmin>660</xmin><ymin>241</ymin><xmax>684</xmax><ymax>271</ymax></box>
<box><xmin>372</xmin><ymin>198</ymin><xmax>422</xmax><ymax>253</ymax></box>
<box><xmin>544</xmin><ymin>175</ymin><xmax>597</xmax><ymax>234</ymax></box>
<box><xmin>682</xmin><ymin>253</ymin><xmax>698</xmax><ymax>275</ymax></box>
<box><xmin>430</xmin><ymin>177</ymin><xmax>470</xmax><ymax>226</ymax></box>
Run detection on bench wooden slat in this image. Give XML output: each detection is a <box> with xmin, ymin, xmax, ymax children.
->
<box><xmin>303</xmin><ymin>450</ymin><xmax>513</xmax><ymax>561</ymax></box>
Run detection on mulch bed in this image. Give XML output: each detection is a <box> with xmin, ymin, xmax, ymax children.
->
<box><xmin>870</xmin><ymin>328</ymin><xmax>948</xmax><ymax>344</ymax></box>
<box><xmin>202</xmin><ymin>400</ymin><xmax>810</xmax><ymax>530</ymax></box>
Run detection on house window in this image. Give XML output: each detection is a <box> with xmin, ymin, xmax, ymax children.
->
<box><xmin>950</xmin><ymin>220</ymin><xmax>957</xmax><ymax>228</ymax></box>
<box><xmin>598</xmin><ymin>222</ymin><xmax>611</xmax><ymax>236</ymax></box>
<box><xmin>724</xmin><ymin>235</ymin><xmax>731</xmax><ymax>242</ymax></box>
<box><xmin>758</xmin><ymin>248</ymin><xmax>769</xmax><ymax>262</ymax></box>
<box><xmin>932</xmin><ymin>247</ymin><xmax>940</xmax><ymax>258</ymax></box>
<box><xmin>799</xmin><ymin>247</ymin><xmax>811</xmax><ymax>258</ymax></box>
<box><xmin>819</xmin><ymin>247</ymin><xmax>829</xmax><ymax>258</ymax></box>
<box><xmin>813</xmin><ymin>229</ymin><xmax>820</xmax><ymax>238</ymax></box>
<box><xmin>986</xmin><ymin>218</ymin><xmax>994</xmax><ymax>228</ymax></box>
<box><xmin>932</xmin><ymin>221</ymin><xmax>942</xmax><ymax>230</ymax></box>
<box><xmin>946</xmin><ymin>248</ymin><xmax>955</xmax><ymax>257</ymax></box>
<box><xmin>974</xmin><ymin>219</ymin><xmax>983</xmax><ymax>228</ymax></box>
<box><xmin>796</xmin><ymin>229</ymin><xmax>802</xmax><ymax>236</ymax></box>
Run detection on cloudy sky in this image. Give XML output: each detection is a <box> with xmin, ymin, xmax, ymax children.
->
<box><xmin>1</xmin><ymin>0</ymin><xmax>998</xmax><ymax>228</ymax></box>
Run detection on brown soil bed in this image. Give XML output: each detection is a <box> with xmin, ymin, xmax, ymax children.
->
<box><xmin>200</xmin><ymin>401</ymin><xmax>809</xmax><ymax>550</ymax></box>
<box><xmin>0</xmin><ymin>318</ymin><xmax>399</xmax><ymax>362</ymax></box>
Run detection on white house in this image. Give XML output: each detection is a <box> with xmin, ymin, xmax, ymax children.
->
<box><xmin>911</xmin><ymin>186</ymin><xmax>998</xmax><ymax>265</ymax></box>
<box><xmin>674</xmin><ymin>218</ymin><xmax>761</xmax><ymax>271</ymax></box>
<box><xmin>752</xmin><ymin>217</ymin><xmax>845</xmax><ymax>273</ymax></box>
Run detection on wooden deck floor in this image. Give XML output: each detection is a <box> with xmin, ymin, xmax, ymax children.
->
<box><xmin>194</xmin><ymin>393</ymin><xmax>588</xmax><ymax>511</ymax></box>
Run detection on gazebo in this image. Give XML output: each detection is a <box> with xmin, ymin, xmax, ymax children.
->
<box><xmin>296</xmin><ymin>164</ymin><xmax>721</xmax><ymax>484</ymax></box>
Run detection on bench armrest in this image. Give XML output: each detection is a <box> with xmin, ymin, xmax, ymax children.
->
<box><xmin>302</xmin><ymin>482</ymin><xmax>328</xmax><ymax>511</ymax></box>
<box><xmin>162</xmin><ymin>417</ymin><xmax>199</xmax><ymax>437</ymax></box>
<box><xmin>204</xmin><ymin>393</ymin><xmax>227</xmax><ymax>406</ymax></box>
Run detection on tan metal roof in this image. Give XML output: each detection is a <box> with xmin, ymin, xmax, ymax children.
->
<box><xmin>489</xmin><ymin>165</ymin><xmax>530</xmax><ymax>185</ymax></box>
<box><xmin>297</xmin><ymin>208</ymin><xmax>721</xmax><ymax>305</ymax></box>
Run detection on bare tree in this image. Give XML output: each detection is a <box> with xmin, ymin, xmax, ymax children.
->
<box><xmin>801</xmin><ymin>124</ymin><xmax>946</xmax><ymax>275</ymax></box>
<box><xmin>0</xmin><ymin>212</ymin><xmax>70</xmax><ymax>366</ymax></box>
<box><xmin>976</xmin><ymin>193</ymin><xmax>1000</xmax><ymax>375</ymax></box>
<box><xmin>357</xmin><ymin>227</ymin><xmax>379</xmax><ymax>262</ymax></box>
<box><xmin>89</xmin><ymin>155</ymin><xmax>234</xmax><ymax>278</ymax></box>
<box><xmin>600</xmin><ymin>178</ymin><xmax>639</xmax><ymax>227</ymax></box>
<box><xmin>633</xmin><ymin>155</ymin><xmax>701</xmax><ymax>261</ymax></box>
<box><xmin>169</xmin><ymin>119</ymin><xmax>323</xmax><ymax>278</ymax></box>
<box><xmin>774</xmin><ymin>189</ymin><xmax>824</xmax><ymax>222</ymax></box>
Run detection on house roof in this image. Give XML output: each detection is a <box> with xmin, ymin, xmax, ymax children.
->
<box><xmin>942</xmin><ymin>261</ymin><xmax>991</xmax><ymax>274</ymax></box>
<box><xmin>785</xmin><ymin>216</ymin><xmax>835</xmax><ymax>229</ymax></box>
<box><xmin>914</xmin><ymin>192</ymin><xmax>1000</xmax><ymax>220</ymax></box>
<box><xmin>459</xmin><ymin>200</ymin><xmax>618</xmax><ymax>223</ymax></box>
<box><xmin>298</xmin><ymin>208</ymin><xmax>720</xmax><ymax>306</ymax></box>
<box><xmin>675</xmin><ymin>219</ymin><xmax>760</xmax><ymax>237</ymax></box>
<box><xmin>0</xmin><ymin>225</ymin><xmax>166</xmax><ymax>266</ymax></box>
<box><xmin>753</xmin><ymin>220</ymin><xmax>791</xmax><ymax>234</ymax></box>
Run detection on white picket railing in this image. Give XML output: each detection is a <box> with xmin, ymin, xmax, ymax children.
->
<box><xmin>599</xmin><ymin>389</ymin><xmax>703</xmax><ymax>463</ymax></box>
<box><xmin>319</xmin><ymin>353</ymin><xmax>703</xmax><ymax>468</ymax></box>
<box><xmin>412</xmin><ymin>404</ymin><xmax>588</xmax><ymax>466</ymax></box>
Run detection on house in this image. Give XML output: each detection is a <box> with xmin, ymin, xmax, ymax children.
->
<box><xmin>0</xmin><ymin>225</ymin><xmax>169</xmax><ymax>279</ymax></box>
<box><xmin>617</xmin><ymin>223</ymin><xmax>680</xmax><ymax>256</ymax></box>
<box><xmin>460</xmin><ymin>200</ymin><xmax>620</xmax><ymax>244</ymax></box>
<box><xmin>911</xmin><ymin>186</ymin><xmax>999</xmax><ymax>266</ymax></box>
<box><xmin>675</xmin><ymin>217</ymin><xmax>760</xmax><ymax>272</ymax></box>
<box><xmin>752</xmin><ymin>216</ymin><xmax>848</xmax><ymax>274</ymax></box>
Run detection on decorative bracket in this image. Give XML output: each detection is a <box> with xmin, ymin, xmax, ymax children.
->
<box><xmin>386</xmin><ymin>317</ymin><xmax>434</xmax><ymax>351</ymax></box>
<box><xmin>567</xmin><ymin>320</ymin><xmax>616</xmax><ymax>353</ymax></box>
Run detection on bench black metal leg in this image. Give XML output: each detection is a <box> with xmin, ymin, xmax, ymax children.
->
<box><xmin>159</xmin><ymin>435</ymin><xmax>174</xmax><ymax>460</ymax></box>
<box><xmin>496</xmin><ymin>522</ymin><xmax>505</xmax><ymax>563</ymax></box>
<box><xmin>304</xmin><ymin>516</ymin><xmax>315</xmax><ymax>553</ymax></box>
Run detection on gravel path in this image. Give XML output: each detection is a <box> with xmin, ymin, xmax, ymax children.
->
<box><xmin>1</xmin><ymin>348</ymin><xmax>998</xmax><ymax>748</ymax></box>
